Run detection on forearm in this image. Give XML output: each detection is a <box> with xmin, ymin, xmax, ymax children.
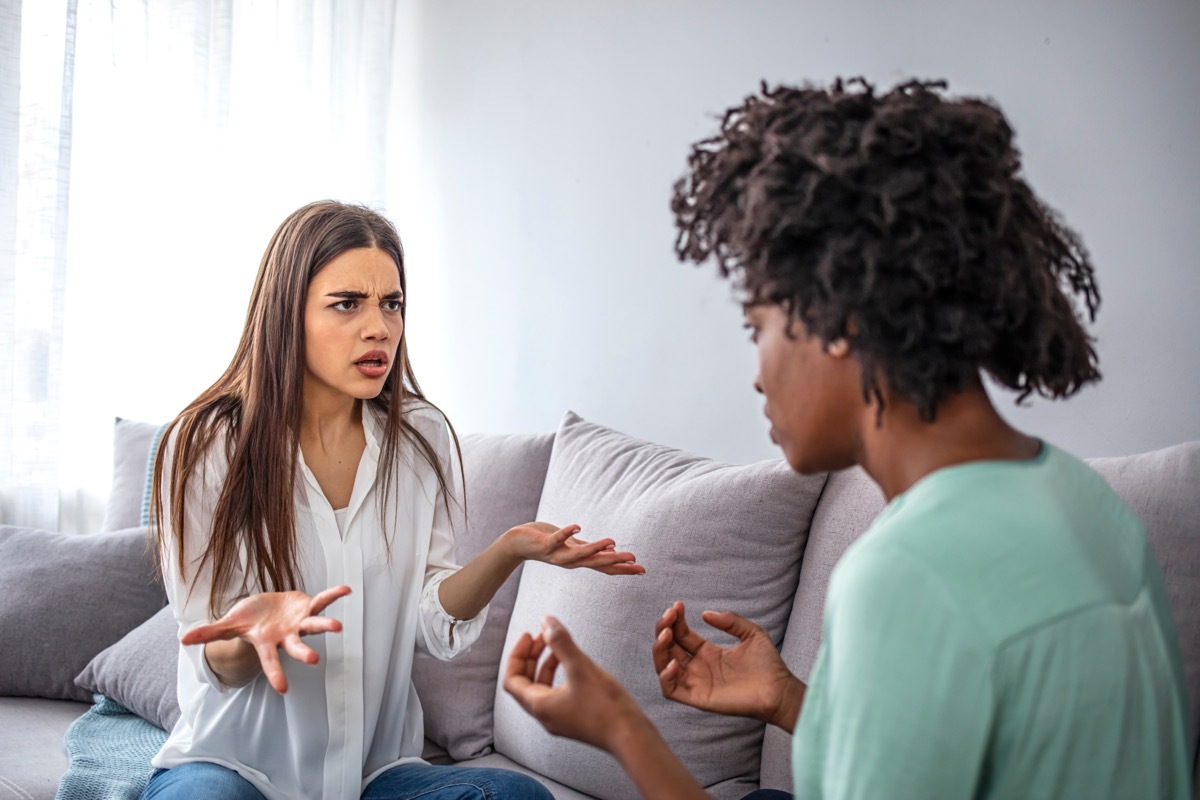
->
<box><xmin>437</xmin><ymin>530</ymin><xmax>523</xmax><ymax>621</ymax></box>
<box><xmin>203</xmin><ymin>637</ymin><xmax>262</xmax><ymax>688</ymax></box>
<box><xmin>608</xmin><ymin>714</ymin><xmax>709</xmax><ymax>800</ymax></box>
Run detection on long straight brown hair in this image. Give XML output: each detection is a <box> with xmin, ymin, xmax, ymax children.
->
<box><xmin>151</xmin><ymin>201</ymin><xmax>461</xmax><ymax>618</ymax></box>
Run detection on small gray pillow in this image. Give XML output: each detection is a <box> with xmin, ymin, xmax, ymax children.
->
<box><xmin>412</xmin><ymin>431</ymin><xmax>555</xmax><ymax>760</ymax></box>
<box><xmin>494</xmin><ymin>411</ymin><xmax>828</xmax><ymax>800</ymax></box>
<box><xmin>75</xmin><ymin>605</ymin><xmax>181</xmax><ymax>731</ymax></box>
<box><xmin>101</xmin><ymin>418</ymin><xmax>164</xmax><ymax>532</ymax></box>
<box><xmin>0</xmin><ymin>525</ymin><xmax>165</xmax><ymax>701</ymax></box>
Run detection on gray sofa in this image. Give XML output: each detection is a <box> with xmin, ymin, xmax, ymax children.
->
<box><xmin>2</xmin><ymin>411</ymin><xmax>1197</xmax><ymax>799</ymax></box>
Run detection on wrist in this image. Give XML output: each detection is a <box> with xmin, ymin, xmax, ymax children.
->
<box><xmin>605</xmin><ymin>706</ymin><xmax>662</xmax><ymax>765</ymax></box>
<box><xmin>767</xmin><ymin>674</ymin><xmax>806</xmax><ymax>732</ymax></box>
<box><xmin>495</xmin><ymin>528</ymin><xmax>530</xmax><ymax>568</ymax></box>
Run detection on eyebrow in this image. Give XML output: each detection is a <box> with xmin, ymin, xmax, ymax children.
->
<box><xmin>325</xmin><ymin>290</ymin><xmax>404</xmax><ymax>301</ymax></box>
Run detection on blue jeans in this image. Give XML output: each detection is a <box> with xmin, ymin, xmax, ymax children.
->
<box><xmin>141</xmin><ymin>761</ymin><xmax>553</xmax><ymax>799</ymax></box>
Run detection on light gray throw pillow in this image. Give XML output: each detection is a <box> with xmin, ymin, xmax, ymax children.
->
<box><xmin>0</xmin><ymin>525</ymin><xmax>165</xmax><ymax>701</ymax></box>
<box><xmin>494</xmin><ymin>411</ymin><xmax>827</xmax><ymax>800</ymax></box>
<box><xmin>75</xmin><ymin>605</ymin><xmax>181</xmax><ymax>731</ymax></box>
<box><xmin>412</xmin><ymin>431</ymin><xmax>555</xmax><ymax>760</ymax></box>
<box><xmin>101</xmin><ymin>417</ymin><xmax>163</xmax><ymax>532</ymax></box>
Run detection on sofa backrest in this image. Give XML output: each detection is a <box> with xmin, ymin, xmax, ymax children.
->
<box><xmin>760</xmin><ymin>441</ymin><xmax>1200</xmax><ymax>793</ymax></box>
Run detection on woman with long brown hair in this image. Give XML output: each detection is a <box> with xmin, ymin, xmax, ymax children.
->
<box><xmin>142</xmin><ymin>201</ymin><xmax>643</xmax><ymax>799</ymax></box>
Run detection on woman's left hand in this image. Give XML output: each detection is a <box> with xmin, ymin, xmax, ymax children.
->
<box><xmin>503</xmin><ymin>522</ymin><xmax>645</xmax><ymax>575</ymax></box>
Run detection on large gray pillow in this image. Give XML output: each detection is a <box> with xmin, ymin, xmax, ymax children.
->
<box><xmin>75</xmin><ymin>605</ymin><xmax>180</xmax><ymax>731</ymax></box>
<box><xmin>494</xmin><ymin>411</ymin><xmax>827</xmax><ymax>800</ymax></box>
<box><xmin>412</xmin><ymin>431</ymin><xmax>555</xmax><ymax>760</ymax></box>
<box><xmin>0</xmin><ymin>525</ymin><xmax>165</xmax><ymax>701</ymax></box>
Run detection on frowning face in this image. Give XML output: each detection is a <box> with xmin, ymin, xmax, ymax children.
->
<box><xmin>303</xmin><ymin>246</ymin><xmax>404</xmax><ymax>407</ymax></box>
<box><xmin>744</xmin><ymin>303</ymin><xmax>864</xmax><ymax>474</ymax></box>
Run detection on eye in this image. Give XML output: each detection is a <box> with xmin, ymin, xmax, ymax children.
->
<box><xmin>332</xmin><ymin>299</ymin><xmax>358</xmax><ymax>312</ymax></box>
<box><xmin>383</xmin><ymin>299</ymin><xmax>405</xmax><ymax>313</ymax></box>
<box><xmin>742</xmin><ymin>322</ymin><xmax>759</xmax><ymax>343</ymax></box>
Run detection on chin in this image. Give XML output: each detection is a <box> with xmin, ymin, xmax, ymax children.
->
<box><xmin>780</xmin><ymin>440</ymin><xmax>852</xmax><ymax>476</ymax></box>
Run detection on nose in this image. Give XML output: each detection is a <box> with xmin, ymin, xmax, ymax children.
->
<box><xmin>361</xmin><ymin>306</ymin><xmax>390</xmax><ymax>341</ymax></box>
<box><xmin>753</xmin><ymin>374</ymin><xmax>764</xmax><ymax>395</ymax></box>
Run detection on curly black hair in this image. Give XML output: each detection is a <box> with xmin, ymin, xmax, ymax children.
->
<box><xmin>672</xmin><ymin>78</ymin><xmax>1101</xmax><ymax>420</ymax></box>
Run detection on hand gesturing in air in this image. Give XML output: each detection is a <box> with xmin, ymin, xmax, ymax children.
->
<box><xmin>181</xmin><ymin>584</ymin><xmax>351</xmax><ymax>693</ymax></box>
<box><xmin>504</xmin><ymin>522</ymin><xmax>645</xmax><ymax>576</ymax></box>
<box><xmin>653</xmin><ymin>601</ymin><xmax>806</xmax><ymax>732</ymax></box>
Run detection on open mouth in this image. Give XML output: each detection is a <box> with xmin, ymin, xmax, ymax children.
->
<box><xmin>355</xmin><ymin>351</ymin><xmax>390</xmax><ymax>377</ymax></box>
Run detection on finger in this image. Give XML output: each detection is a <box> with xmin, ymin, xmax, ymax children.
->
<box><xmin>670</xmin><ymin>604</ymin><xmax>710</xmax><ymax>654</ymax></box>
<box><xmin>503</xmin><ymin>669</ymin><xmax>551</xmax><ymax>713</ymax></box>
<box><xmin>535</xmin><ymin>648</ymin><xmax>560</xmax><ymax>686</ymax></box>
<box><xmin>541</xmin><ymin>616</ymin><xmax>592</xmax><ymax>681</ymax></box>
<box><xmin>282</xmin><ymin>633</ymin><xmax>318</xmax><ymax>665</ymax></box>
<box><xmin>653</xmin><ymin>624</ymin><xmax>694</xmax><ymax>672</ymax></box>
<box><xmin>549</xmin><ymin>524</ymin><xmax>580</xmax><ymax>548</ymax></box>
<box><xmin>655</xmin><ymin>603</ymin><xmax>681</xmax><ymax>639</ymax></box>
<box><xmin>701</xmin><ymin>610</ymin><xmax>765</xmax><ymax>643</ymax></box>
<box><xmin>506</xmin><ymin>631</ymin><xmax>536</xmax><ymax>682</ymax></box>
<box><xmin>298</xmin><ymin>616</ymin><xmax>344</xmax><ymax>636</ymax></box>
<box><xmin>652</xmin><ymin>626</ymin><xmax>674</xmax><ymax>673</ymax></box>
<box><xmin>658</xmin><ymin>658</ymin><xmax>682</xmax><ymax>699</ymax></box>
<box><xmin>256</xmin><ymin>643</ymin><xmax>288</xmax><ymax>694</ymax></box>
<box><xmin>309</xmin><ymin>585</ymin><xmax>352</xmax><ymax>614</ymax></box>
<box><xmin>180</xmin><ymin>621</ymin><xmax>238</xmax><ymax>646</ymax></box>
<box><xmin>574</xmin><ymin>546</ymin><xmax>636</xmax><ymax>564</ymax></box>
<box><xmin>591</xmin><ymin>561</ymin><xmax>646</xmax><ymax>576</ymax></box>
<box><xmin>528</xmin><ymin>632</ymin><xmax>547</xmax><ymax>665</ymax></box>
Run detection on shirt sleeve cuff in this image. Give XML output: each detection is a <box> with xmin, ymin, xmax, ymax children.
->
<box><xmin>180</xmin><ymin>621</ymin><xmax>238</xmax><ymax>694</ymax></box>
<box><xmin>418</xmin><ymin>569</ymin><xmax>490</xmax><ymax>660</ymax></box>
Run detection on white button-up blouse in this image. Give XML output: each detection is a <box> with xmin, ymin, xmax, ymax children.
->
<box><xmin>151</xmin><ymin>403</ymin><xmax>486</xmax><ymax>799</ymax></box>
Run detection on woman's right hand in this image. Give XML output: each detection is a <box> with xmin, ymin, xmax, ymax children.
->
<box><xmin>180</xmin><ymin>584</ymin><xmax>351</xmax><ymax>693</ymax></box>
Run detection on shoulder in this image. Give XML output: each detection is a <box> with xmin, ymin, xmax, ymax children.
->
<box><xmin>160</xmin><ymin>412</ymin><xmax>235</xmax><ymax>485</ymax></box>
<box><xmin>366</xmin><ymin>397</ymin><xmax>455</xmax><ymax>465</ymax></box>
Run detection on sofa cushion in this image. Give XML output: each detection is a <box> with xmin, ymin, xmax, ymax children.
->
<box><xmin>1088</xmin><ymin>441</ymin><xmax>1200</xmax><ymax>785</ymax></box>
<box><xmin>412</xmin><ymin>431</ymin><xmax>555</xmax><ymax>760</ymax></box>
<box><xmin>75</xmin><ymin>605</ymin><xmax>181</xmax><ymax>732</ymax></box>
<box><xmin>762</xmin><ymin>442</ymin><xmax>1200</xmax><ymax>792</ymax></box>
<box><xmin>494</xmin><ymin>411</ymin><xmax>826</xmax><ymax>800</ymax></box>
<box><xmin>0</xmin><ymin>525</ymin><xmax>165</xmax><ymax>702</ymax></box>
<box><xmin>759</xmin><ymin>466</ymin><xmax>885</xmax><ymax>790</ymax></box>
<box><xmin>101</xmin><ymin>417</ymin><xmax>163</xmax><ymax>532</ymax></box>
<box><xmin>0</xmin><ymin>697</ymin><xmax>91</xmax><ymax>800</ymax></box>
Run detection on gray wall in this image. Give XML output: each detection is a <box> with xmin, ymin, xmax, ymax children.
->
<box><xmin>392</xmin><ymin>0</ymin><xmax>1200</xmax><ymax>463</ymax></box>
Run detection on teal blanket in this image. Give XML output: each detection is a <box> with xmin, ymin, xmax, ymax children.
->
<box><xmin>55</xmin><ymin>695</ymin><xmax>167</xmax><ymax>800</ymax></box>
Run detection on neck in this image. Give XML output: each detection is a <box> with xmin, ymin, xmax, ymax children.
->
<box><xmin>300</xmin><ymin>383</ymin><xmax>363</xmax><ymax>447</ymax></box>
<box><xmin>856</xmin><ymin>382</ymin><xmax>1042</xmax><ymax>501</ymax></box>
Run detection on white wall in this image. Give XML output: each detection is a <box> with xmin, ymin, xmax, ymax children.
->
<box><xmin>393</xmin><ymin>0</ymin><xmax>1200</xmax><ymax>462</ymax></box>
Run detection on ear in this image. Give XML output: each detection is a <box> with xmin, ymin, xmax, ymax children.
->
<box><xmin>825</xmin><ymin>337</ymin><xmax>851</xmax><ymax>358</ymax></box>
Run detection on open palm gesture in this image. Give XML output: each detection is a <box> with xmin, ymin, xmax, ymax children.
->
<box><xmin>181</xmin><ymin>585</ymin><xmax>351</xmax><ymax>693</ymax></box>
<box><xmin>652</xmin><ymin>601</ymin><xmax>805</xmax><ymax>731</ymax></box>
<box><xmin>505</xmin><ymin>522</ymin><xmax>645</xmax><ymax>575</ymax></box>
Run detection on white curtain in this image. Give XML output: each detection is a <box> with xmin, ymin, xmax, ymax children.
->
<box><xmin>1</xmin><ymin>0</ymin><xmax>413</xmax><ymax>532</ymax></box>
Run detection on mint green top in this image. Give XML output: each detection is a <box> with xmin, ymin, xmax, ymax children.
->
<box><xmin>791</xmin><ymin>444</ymin><xmax>1192</xmax><ymax>800</ymax></box>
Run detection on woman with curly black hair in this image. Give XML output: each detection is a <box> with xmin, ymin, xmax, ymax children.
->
<box><xmin>504</xmin><ymin>79</ymin><xmax>1192</xmax><ymax>799</ymax></box>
